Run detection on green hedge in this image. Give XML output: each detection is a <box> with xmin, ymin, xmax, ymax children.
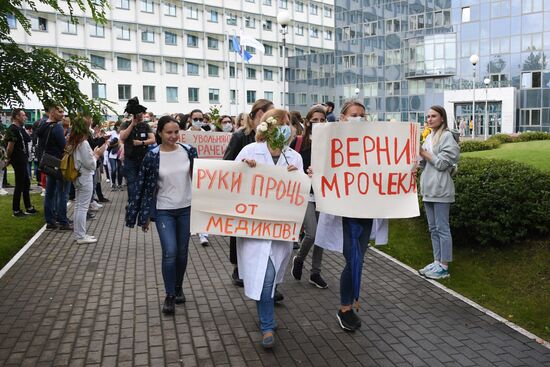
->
<box><xmin>459</xmin><ymin>132</ymin><xmax>550</xmax><ymax>152</ymax></box>
<box><xmin>515</xmin><ymin>131</ymin><xmax>550</xmax><ymax>142</ymax></box>
<box><xmin>450</xmin><ymin>158</ymin><xmax>550</xmax><ymax>246</ymax></box>
<box><xmin>459</xmin><ymin>139</ymin><xmax>500</xmax><ymax>152</ymax></box>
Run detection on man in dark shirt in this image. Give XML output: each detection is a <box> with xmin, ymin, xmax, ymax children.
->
<box><xmin>119</xmin><ymin>97</ymin><xmax>155</xmax><ymax>199</ymax></box>
<box><xmin>36</xmin><ymin>103</ymin><xmax>71</xmax><ymax>230</ymax></box>
<box><xmin>326</xmin><ymin>102</ymin><xmax>336</xmax><ymax>122</ymax></box>
<box><xmin>5</xmin><ymin>109</ymin><xmax>37</xmax><ymax>216</ymax></box>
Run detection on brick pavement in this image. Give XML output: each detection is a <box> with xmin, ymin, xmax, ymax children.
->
<box><xmin>0</xmin><ymin>187</ymin><xmax>549</xmax><ymax>366</ymax></box>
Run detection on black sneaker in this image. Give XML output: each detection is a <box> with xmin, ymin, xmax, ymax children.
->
<box><xmin>274</xmin><ymin>288</ymin><xmax>284</xmax><ymax>304</ymax></box>
<box><xmin>291</xmin><ymin>256</ymin><xmax>303</xmax><ymax>280</ymax></box>
<box><xmin>58</xmin><ymin>223</ymin><xmax>73</xmax><ymax>231</ymax></box>
<box><xmin>293</xmin><ymin>242</ymin><xmax>300</xmax><ymax>250</ymax></box>
<box><xmin>232</xmin><ymin>267</ymin><xmax>244</xmax><ymax>287</ymax></box>
<box><xmin>98</xmin><ymin>198</ymin><xmax>110</xmax><ymax>203</ymax></box>
<box><xmin>46</xmin><ymin>223</ymin><xmax>58</xmax><ymax>230</ymax></box>
<box><xmin>24</xmin><ymin>207</ymin><xmax>38</xmax><ymax>215</ymax></box>
<box><xmin>13</xmin><ymin>210</ymin><xmax>26</xmax><ymax>218</ymax></box>
<box><xmin>336</xmin><ymin>309</ymin><xmax>361</xmax><ymax>332</ymax></box>
<box><xmin>309</xmin><ymin>274</ymin><xmax>328</xmax><ymax>289</ymax></box>
<box><xmin>162</xmin><ymin>295</ymin><xmax>176</xmax><ymax>314</ymax></box>
<box><xmin>175</xmin><ymin>287</ymin><xmax>186</xmax><ymax>304</ymax></box>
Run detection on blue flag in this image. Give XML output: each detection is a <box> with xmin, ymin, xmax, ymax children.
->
<box><xmin>231</xmin><ymin>35</ymin><xmax>253</xmax><ymax>63</ymax></box>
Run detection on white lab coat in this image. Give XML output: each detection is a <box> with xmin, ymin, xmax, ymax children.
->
<box><xmin>315</xmin><ymin>213</ymin><xmax>344</xmax><ymax>252</ymax></box>
<box><xmin>370</xmin><ymin>218</ymin><xmax>389</xmax><ymax>245</ymax></box>
<box><xmin>234</xmin><ymin>142</ymin><xmax>304</xmax><ymax>301</ymax></box>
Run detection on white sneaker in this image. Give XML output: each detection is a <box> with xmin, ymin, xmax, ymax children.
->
<box><xmin>0</xmin><ymin>188</ymin><xmax>8</xmax><ymax>196</ymax></box>
<box><xmin>418</xmin><ymin>261</ymin><xmax>438</xmax><ymax>276</ymax></box>
<box><xmin>199</xmin><ymin>233</ymin><xmax>209</xmax><ymax>246</ymax></box>
<box><xmin>76</xmin><ymin>235</ymin><xmax>98</xmax><ymax>244</ymax></box>
<box><xmin>40</xmin><ymin>188</ymin><xmax>45</xmax><ymax>197</ymax></box>
<box><xmin>105</xmin><ymin>178</ymin><xmax>110</xmax><ymax>183</ymax></box>
<box><xmin>89</xmin><ymin>201</ymin><xmax>102</xmax><ymax>211</ymax></box>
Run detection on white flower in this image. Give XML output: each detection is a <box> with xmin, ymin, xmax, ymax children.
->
<box><xmin>259</xmin><ymin>122</ymin><xmax>268</xmax><ymax>132</ymax></box>
<box><xmin>266</xmin><ymin>117</ymin><xmax>277</xmax><ymax>125</ymax></box>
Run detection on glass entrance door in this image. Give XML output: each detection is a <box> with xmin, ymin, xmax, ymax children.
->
<box><xmin>454</xmin><ymin>102</ymin><xmax>502</xmax><ymax>137</ymax></box>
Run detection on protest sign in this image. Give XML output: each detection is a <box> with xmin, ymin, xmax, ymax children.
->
<box><xmin>179</xmin><ymin>131</ymin><xmax>232</xmax><ymax>159</ymax></box>
<box><xmin>190</xmin><ymin>159</ymin><xmax>310</xmax><ymax>241</ymax></box>
<box><xmin>311</xmin><ymin>121</ymin><xmax>420</xmax><ymax>218</ymax></box>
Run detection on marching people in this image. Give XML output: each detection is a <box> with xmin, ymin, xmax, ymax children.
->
<box><xmin>220</xmin><ymin>115</ymin><xmax>234</xmax><ymax>133</ymax></box>
<box><xmin>223</xmin><ymin>99</ymin><xmax>274</xmax><ymax>287</ymax></box>
<box><xmin>119</xmin><ymin>97</ymin><xmax>155</xmax><ymax>199</ymax></box>
<box><xmin>126</xmin><ymin>116</ymin><xmax>197</xmax><ymax>315</ymax></box>
<box><xmin>290</xmin><ymin>106</ymin><xmax>328</xmax><ymax>289</ymax></box>
<box><xmin>234</xmin><ymin>108</ymin><xmax>302</xmax><ymax>349</ymax></box>
<box><xmin>418</xmin><ymin>106</ymin><xmax>460</xmax><ymax>279</ymax></box>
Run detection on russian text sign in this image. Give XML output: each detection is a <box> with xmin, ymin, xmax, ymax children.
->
<box><xmin>179</xmin><ymin>131</ymin><xmax>232</xmax><ymax>159</ymax></box>
<box><xmin>190</xmin><ymin>159</ymin><xmax>310</xmax><ymax>241</ymax></box>
<box><xmin>311</xmin><ymin>121</ymin><xmax>420</xmax><ymax>218</ymax></box>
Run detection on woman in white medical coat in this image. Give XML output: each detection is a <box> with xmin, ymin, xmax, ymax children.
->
<box><xmin>234</xmin><ymin>108</ymin><xmax>303</xmax><ymax>349</ymax></box>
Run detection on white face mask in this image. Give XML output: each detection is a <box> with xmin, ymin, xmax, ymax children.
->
<box><xmin>222</xmin><ymin>123</ymin><xmax>233</xmax><ymax>132</ymax></box>
<box><xmin>347</xmin><ymin>116</ymin><xmax>363</xmax><ymax>123</ymax></box>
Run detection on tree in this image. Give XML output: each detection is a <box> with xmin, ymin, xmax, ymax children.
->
<box><xmin>0</xmin><ymin>0</ymin><xmax>112</xmax><ymax>119</ymax></box>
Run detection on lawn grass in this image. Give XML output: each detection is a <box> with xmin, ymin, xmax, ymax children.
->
<box><xmin>0</xmin><ymin>194</ymin><xmax>45</xmax><ymax>268</ymax></box>
<box><xmin>379</xmin><ymin>218</ymin><xmax>550</xmax><ymax>341</ymax></box>
<box><xmin>462</xmin><ymin>140</ymin><xmax>550</xmax><ymax>172</ymax></box>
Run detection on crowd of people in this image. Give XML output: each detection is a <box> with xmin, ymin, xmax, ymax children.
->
<box><xmin>1</xmin><ymin>96</ymin><xmax>460</xmax><ymax>350</ymax></box>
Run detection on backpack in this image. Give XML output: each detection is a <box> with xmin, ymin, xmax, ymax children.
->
<box><xmin>60</xmin><ymin>146</ymin><xmax>79</xmax><ymax>182</ymax></box>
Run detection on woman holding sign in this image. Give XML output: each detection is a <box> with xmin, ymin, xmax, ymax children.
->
<box><xmin>235</xmin><ymin>108</ymin><xmax>303</xmax><ymax>349</ymax></box>
<box><xmin>418</xmin><ymin>106</ymin><xmax>460</xmax><ymax>279</ymax></box>
<box><xmin>125</xmin><ymin>116</ymin><xmax>197</xmax><ymax>315</ymax></box>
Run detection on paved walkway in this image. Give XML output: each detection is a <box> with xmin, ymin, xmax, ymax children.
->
<box><xmin>0</xmin><ymin>188</ymin><xmax>549</xmax><ymax>367</ymax></box>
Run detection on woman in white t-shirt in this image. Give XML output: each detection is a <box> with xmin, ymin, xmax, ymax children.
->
<box><xmin>126</xmin><ymin>116</ymin><xmax>197</xmax><ymax>315</ymax></box>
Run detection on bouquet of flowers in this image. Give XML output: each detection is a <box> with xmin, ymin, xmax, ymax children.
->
<box><xmin>209</xmin><ymin>105</ymin><xmax>222</xmax><ymax>130</ymax></box>
<box><xmin>421</xmin><ymin>126</ymin><xmax>431</xmax><ymax>144</ymax></box>
<box><xmin>258</xmin><ymin>116</ymin><xmax>287</xmax><ymax>151</ymax></box>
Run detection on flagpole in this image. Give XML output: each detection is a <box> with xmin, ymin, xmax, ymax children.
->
<box><xmin>225</xmin><ymin>31</ymin><xmax>231</xmax><ymax>116</ymax></box>
<box><xmin>232</xmin><ymin>30</ymin><xmax>239</xmax><ymax>115</ymax></box>
<box><xmin>241</xmin><ymin>32</ymin><xmax>246</xmax><ymax>112</ymax></box>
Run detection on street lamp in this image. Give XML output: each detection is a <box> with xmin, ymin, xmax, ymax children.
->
<box><xmin>469</xmin><ymin>54</ymin><xmax>479</xmax><ymax>139</ymax></box>
<box><xmin>277</xmin><ymin>11</ymin><xmax>291</xmax><ymax>110</ymax></box>
<box><xmin>484</xmin><ymin>77</ymin><xmax>490</xmax><ymax>140</ymax></box>
<box><xmin>354</xmin><ymin>87</ymin><xmax>360</xmax><ymax>97</ymax></box>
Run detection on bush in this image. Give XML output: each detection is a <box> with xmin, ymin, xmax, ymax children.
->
<box><xmin>490</xmin><ymin>133</ymin><xmax>516</xmax><ymax>144</ymax></box>
<box><xmin>451</xmin><ymin>158</ymin><xmax>550</xmax><ymax>247</ymax></box>
<box><xmin>459</xmin><ymin>139</ymin><xmax>500</xmax><ymax>152</ymax></box>
<box><xmin>516</xmin><ymin>131</ymin><xmax>550</xmax><ymax>142</ymax></box>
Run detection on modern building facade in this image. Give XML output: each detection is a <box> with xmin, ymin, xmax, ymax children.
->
<box><xmin>288</xmin><ymin>0</ymin><xmax>550</xmax><ymax>133</ymax></box>
<box><xmin>7</xmin><ymin>0</ymin><xmax>335</xmax><ymax>116</ymax></box>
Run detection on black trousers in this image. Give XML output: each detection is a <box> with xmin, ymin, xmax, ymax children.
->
<box><xmin>230</xmin><ymin>237</ymin><xmax>237</xmax><ymax>265</ymax></box>
<box><xmin>12</xmin><ymin>160</ymin><xmax>31</xmax><ymax>212</ymax></box>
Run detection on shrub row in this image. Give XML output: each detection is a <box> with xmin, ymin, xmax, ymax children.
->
<box><xmin>458</xmin><ymin>131</ymin><xmax>550</xmax><ymax>152</ymax></box>
<box><xmin>449</xmin><ymin>157</ymin><xmax>550</xmax><ymax>247</ymax></box>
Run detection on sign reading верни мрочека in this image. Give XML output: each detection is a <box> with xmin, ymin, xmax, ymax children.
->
<box><xmin>311</xmin><ymin>121</ymin><xmax>420</xmax><ymax>218</ymax></box>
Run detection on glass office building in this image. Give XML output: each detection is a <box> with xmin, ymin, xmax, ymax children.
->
<box><xmin>288</xmin><ymin>0</ymin><xmax>550</xmax><ymax>133</ymax></box>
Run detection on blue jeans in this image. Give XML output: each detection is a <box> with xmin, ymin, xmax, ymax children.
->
<box><xmin>424</xmin><ymin>202</ymin><xmax>453</xmax><ymax>263</ymax></box>
<box><xmin>340</xmin><ymin>217</ymin><xmax>373</xmax><ymax>306</ymax></box>
<box><xmin>109</xmin><ymin>158</ymin><xmax>122</xmax><ymax>186</ymax></box>
<box><xmin>256</xmin><ymin>258</ymin><xmax>276</xmax><ymax>334</ymax></box>
<box><xmin>155</xmin><ymin>207</ymin><xmax>191</xmax><ymax>295</ymax></box>
<box><xmin>44</xmin><ymin>174</ymin><xmax>69</xmax><ymax>225</ymax></box>
<box><xmin>123</xmin><ymin>158</ymin><xmax>140</xmax><ymax>199</ymax></box>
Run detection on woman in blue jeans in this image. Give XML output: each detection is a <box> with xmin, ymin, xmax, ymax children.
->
<box><xmin>125</xmin><ymin>116</ymin><xmax>197</xmax><ymax>315</ymax></box>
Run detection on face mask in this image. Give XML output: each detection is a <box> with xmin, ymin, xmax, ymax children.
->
<box><xmin>347</xmin><ymin>116</ymin><xmax>363</xmax><ymax>123</ymax></box>
<box><xmin>222</xmin><ymin>123</ymin><xmax>233</xmax><ymax>132</ymax></box>
<box><xmin>143</xmin><ymin>118</ymin><xmax>150</xmax><ymax>123</ymax></box>
<box><xmin>277</xmin><ymin>125</ymin><xmax>292</xmax><ymax>143</ymax></box>
<box><xmin>192</xmin><ymin>119</ymin><xmax>203</xmax><ymax>128</ymax></box>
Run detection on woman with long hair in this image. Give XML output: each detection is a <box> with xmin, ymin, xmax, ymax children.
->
<box><xmin>126</xmin><ymin>116</ymin><xmax>197</xmax><ymax>315</ymax></box>
<box><xmin>289</xmin><ymin>111</ymin><xmax>304</xmax><ymax>136</ymax></box>
<box><xmin>290</xmin><ymin>106</ymin><xmax>328</xmax><ymax>289</ymax></box>
<box><xmin>235</xmin><ymin>108</ymin><xmax>302</xmax><ymax>349</ymax></box>
<box><xmin>418</xmin><ymin>106</ymin><xmax>460</xmax><ymax>279</ymax></box>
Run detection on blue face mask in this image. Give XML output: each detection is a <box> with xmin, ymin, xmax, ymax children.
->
<box><xmin>277</xmin><ymin>125</ymin><xmax>292</xmax><ymax>143</ymax></box>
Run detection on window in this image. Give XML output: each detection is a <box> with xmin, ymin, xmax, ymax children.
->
<box><xmin>117</xmin><ymin>57</ymin><xmax>131</xmax><ymax>71</ymax></box>
<box><xmin>521</xmin><ymin>109</ymin><xmax>541</xmax><ymax>125</ymax></box>
<box><xmin>490</xmin><ymin>73</ymin><xmax>508</xmax><ymax>86</ymax></box>
<box><xmin>263</xmin><ymin>20</ymin><xmax>273</xmax><ymax>31</ymax></box>
<box><xmin>209</xmin><ymin>89</ymin><xmax>220</xmax><ymax>103</ymax></box>
<box><xmin>522</xmin><ymin>0</ymin><xmax>543</xmax><ymax>14</ymax></box>
<box><xmin>408</xmin><ymin>80</ymin><xmax>425</xmax><ymax>95</ymax></box>
<box><xmin>118</xmin><ymin>0</ymin><xmax>130</xmax><ymax>10</ymax></box>
<box><xmin>295</xmin><ymin>48</ymin><xmax>304</xmax><ymax>56</ymax></box>
<box><xmin>164</xmin><ymin>3</ymin><xmax>176</xmax><ymax>16</ymax></box>
<box><xmin>63</xmin><ymin>20</ymin><xmax>77</xmax><ymax>34</ymax></box>
<box><xmin>187</xmin><ymin>62</ymin><xmax>199</xmax><ymax>75</ymax></box>
<box><xmin>279</xmin><ymin>0</ymin><xmax>288</xmax><ymax>9</ymax></box>
<box><xmin>245</xmin><ymin>16</ymin><xmax>256</xmax><ymax>28</ymax></box>
<box><xmin>264</xmin><ymin>91</ymin><xmax>273</xmax><ymax>101</ymax></box>
<box><xmin>230</xmin><ymin>90</ymin><xmax>236</xmax><ymax>104</ymax></box>
<box><xmin>230</xmin><ymin>66</ymin><xmax>236</xmax><ymax>78</ymax></box>
<box><xmin>165</xmin><ymin>31</ymin><xmax>177</xmax><ymax>45</ymax></box>
<box><xmin>324</xmin><ymin>30</ymin><xmax>333</xmax><ymax>40</ymax></box>
<box><xmin>264</xmin><ymin>69</ymin><xmax>273</xmax><ymax>81</ymax></box>
<box><xmin>298</xmin><ymin>93</ymin><xmax>307</xmax><ymax>105</ymax></box>
<box><xmin>385</xmin><ymin>81</ymin><xmax>400</xmax><ymax>96</ymax></box>
<box><xmin>247</xmin><ymin>90</ymin><xmax>256</xmax><ymax>104</ymax></box>
<box><xmin>264</xmin><ymin>44</ymin><xmax>273</xmax><ymax>56</ymax></box>
<box><xmin>295</xmin><ymin>1</ymin><xmax>304</xmax><ymax>12</ymax></box>
<box><xmin>141</xmin><ymin>0</ymin><xmax>154</xmax><ymax>13</ymax></box>
<box><xmin>461</xmin><ymin>7</ymin><xmax>471</xmax><ymax>22</ymax></box>
<box><xmin>364</xmin><ymin>21</ymin><xmax>376</xmax><ymax>36</ymax></box>
<box><xmin>187</xmin><ymin>6</ymin><xmax>198</xmax><ymax>19</ymax></box>
<box><xmin>207</xmin><ymin>37</ymin><xmax>219</xmax><ymax>49</ymax></box>
<box><xmin>142</xmin><ymin>30</ymin><xmax>154</xmax><ymax>43</ymax></box>
<box><xmin>188</xmin><ymin>88</ymin><xmax>199</xmax><ymax>102</ymax></box>
<box><xmin>522</xmin><ymin>33</ymin><xmax>542</xmax><ymax>51</ymax></box>
<box><xmin>210</xmin><ymin>10</ymin><xmax>218</xmax><ymax>23</ymax></box>
<box><xmin>92</xmin><ymin>83</ymin><xmax>106</xmax><ymax>99</ymax></box>
<box><xmin>143</xmin><ymin>86</ymin><xmax>155</xmax><ymax>101</ymax></box>
<box><xmin>117</xmin><ymin>25</ymin><xmax>130</xmax><ymax>40</ymax></box>
<box><xmin>90</xmin><ymin>55</ymin><xmax>105</xmax><ymax>69</ymax></box>
<box><xmin>385</xmin><ymin>49</ymin><xmax>401</xmax><ymax>65</ymax></box>
<box><xmin>227</xmin><ymin>14</ymin><xmax>237</xmax><ymax>26</ymax></box>
<box><xmin>409</xmin><ymin>14</ymin><xmax>424</xmax><ymax>31</ymax></box>
<box><xmin>245</xmin><ymin>46</ymin><xmax>256</xmax><ymax>55</ymax></box>
<box><xmin>245</xmin><ymin>0</ymin><xmax>255</xmax><ymax>2</ymax></box>
<box><xmin>31</xmin><ymin>17</ymin><xmax>48</xmax><ymax>31</ymax></box>
<box><xmin>166</xmin><ymin>87</ymin><xmax>178</xmax><ymax>102</ymax></box>
<box><xmin>342</xmin><ymin>55</ymin><xmax>356</xmax><ymax>68</ymax></box>
<box><xmin>166</xmin><ymin>61</ymin><xmax>178</xmax><ymax>74</ymax></box>
<box><xmin>90</xmin><ymin>23</ymin><xmax>104</xmax><ymax>37</ymax></box>
<box><xmin>434</xmin><ymin>10</ymin><xmax>451</xmax><ymax>27</ymax></box>
<box><xmin>309</xmin><ymin>27</ymin><xmax>318</xmax><ymax>38</ymax></box>
<box><xmin>7</xmin><ymin>14</ymin><xmax>16</xmax><ymax>29</ymax></box>
<box><xmin>324</xmin><ymin>6</ymin><xmax>332</xmax><ymax>18</ymax></box>
<box><xmin>246</xmin><ymin>68</ymin><xmax>256</xmax><ymax>79</ymax></box>
<box><xmin>263</xmin><ymin>0</ymin><xmax>272</xmax><ymax>5</ymax></box>
<box><xmin>385</xmin><ymin>18</ymin><xmax>400</xmax><ymax>33</ymax></box>
<box><xmin>363</xmin><ymin>82</ymin><xmax>377</xmax><ymax>97</ymax></box>
<box><xmin>208</xmin><ymin>64</ymin><xmax>219</xmax><ymax>77</ymax></box>
<box><xmin>295</xmin><ymin>25</ymin><xmax>304</xmax><ymax>36</ymax></box>
<box><xmin>187</xmin><ymin>34</ymin><xmax>198</xmax><ymax>47</ymax></box>
<box><xmin>142</xmin><ymin>59</ymin><xmax>155</xmax><ymax>72</ymax></box>
<box><xmin>521</xmin><ymin>71</ymin><xmax>542</xmax><ymax>88</ymax></box>
<box><xmin>491</xmin><ymin>37</ymin><xmax>510</xmax><ymax>54</ymax></box>
<box><xmin>118</xmin><ymin>84</ymin><xmax>131</xmax><ymax>100</ymax></box>
<box><xmin>310</xmin><ymin>4</ymin><xmax>318</xmax><ymax>15</ymax></box>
